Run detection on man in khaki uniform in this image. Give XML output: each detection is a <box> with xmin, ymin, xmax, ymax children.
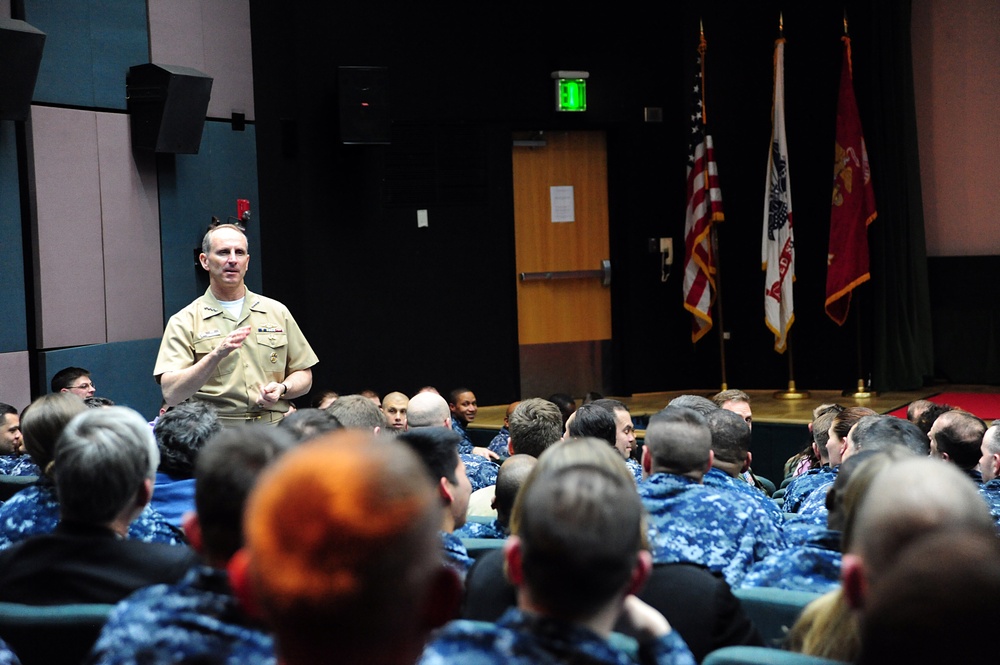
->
<box><xmin>154</xmin><ymin>224</ymin><xmax>318</xmax><ymax>425</ymax></box>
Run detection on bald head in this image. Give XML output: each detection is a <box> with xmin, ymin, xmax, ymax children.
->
<box><xmin>842</xmin><ymin>457</ymin><xmax>995</xmax><ymax>610</ymax></box>
<box><xmin>406</xmin><ymin>392</ymin><xmax>450</xmax><ymax>429</ymax></box>
<box><xmin>494</xmin><ymin>454</ymin><xmax>536</xmax><ymax>529</ymax></box>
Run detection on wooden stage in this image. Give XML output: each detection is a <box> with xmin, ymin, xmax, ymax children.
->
<box><xmin>466</xmin><ymin>384</ymin><xmax>1000</xmax><ymax>486</ymax></box>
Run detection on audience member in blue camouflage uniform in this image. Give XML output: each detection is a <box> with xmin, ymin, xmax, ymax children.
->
<box><xmin>638</xmin><ymin>406</ymin><xmax>785</xmax><ymax>587</ymax></box>
<box><xmin>703</xmin><ymin>409</ymin><xmax>783</xmax><ymax>526</ymax></box>
<box><xmin>746</xmin><ymin>450</ymin><xmax>904</xmax><ymax>595</ymax></box>
<box><xmin>486</xmin><ymin>401</ymin><xmax>519</xmax><ymax>456</ymax></box>
<box><xmin>977</xmin><ymin>422</ymin><xmax>1000</xmax><ymax>526</ymax></box>
<box><xmin>0</xmin><ymin>393</ymin><xmax>183</xmax><ymax>549</ymax></box>
<box><xmin>421</xmin><ymin>464</ymin><xmax>696</xmax><ymax>665</ymax></box>
<box><xmin>408</xmin><ymin>390</ymin><xmax>498</xmax><ymax>462</ymax></box>
<box><xmin>930</xmin><ymin>409</ymin><xmax>988</xmax><ymax>484</ymax></box>
<box><xmin>0</xmin><ymin>404</ymin><xmax>29</xmax><ymax>475</ymax></box>
<box><xmin>781</xmin><ymin>408</ymin><xmax>841</xmax><ymax>511</ymax></box>
<box><xmin>88</xmin><ymin>426</ymin><xmax>295</xmax><ymax>665</ymax></box>
<box><xmin>235</xmin><ymin>431</ymin><xmax>462</xmax><ymax>665</ymax></box>
<box><xmin>449</xmin><ymin>387</ymin><xmax>480</xmax><ymax>453</ymax></box>
<box><xmin>455</xmin><ymin>454</ymin><xmax>536</xmax><ymax>541</ymax></box>
<box><xmin>588</xmin><ymin>399</ymin><xmax>642</xmax><ymax>483</ymax></box>
<box><xmin>151</xmin><ymin>401</ymin><xmax>222</xmax><ymax>528</ymax></box>
<box><xmin>397</xmin><ymin>427</ymin><xmax>474</xmax><ymax>577</ymax></box>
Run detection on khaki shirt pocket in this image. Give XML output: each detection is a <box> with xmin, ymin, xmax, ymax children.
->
<box><xmin>257</xmin><ymin>333</ymin><xmax>288</xmax><ymax>378</ymax></box>
<box><xmin>193</xmin><ymin>337</ymin><xmax>237</xmax><ymax>377</ymax></box>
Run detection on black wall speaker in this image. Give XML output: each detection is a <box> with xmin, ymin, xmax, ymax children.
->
<box><xmin>338</xmin><ymin>66</ymin><xmax>390</xmax><ymax>144</ymax></box>
<box><xmin>0</xmin><ymin>18</ymin><xmax>45</xmax><ymax>121</ymax></box>
<box><xmin>127</xmin><ymin>64</ymin><xmax>213</xmax><ymax>154</ymax></box>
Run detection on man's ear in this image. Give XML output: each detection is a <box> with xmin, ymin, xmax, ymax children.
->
<box><xmin>227</xmin><ymin>548</ymin><xmax>265</xmax><ymax>621</ymax></box>
<box><xmin>742</xmin><ymin>451</ymin><xmax>753</xmax><ymax>474</ymax></box>
<box><xmin>438</xmin><ymin>476</ymin><xmax>454</xmax><ymax>506</ymax></box>
<box><xmin>625</xmin><ymin>549</ymin><xmax>653</xmax><ymax>597</ymax></box>
<box><xmin>705</xmin><ymin>449</ymin><xmax>715</xmax><ymax>474</ymax></box>
<box><xmin>137</xmin><ymin>477</ymin><xmax>154</xmax><ymax>508</ymax></box>
<box><xmin>503</xmin><ymin>536</ymin><xmax>525</xmax><ymax>586</ymax></box>
<box><xmin>182</xmin><ymin>512</ymin><xmax>203</xmax><ymax>555</ymax></box>
<box><xmin>508</xmin><ymin>438</ymin><xmax>515</xmax><ymax>457</ymax></box>
<box><xmin>198</xmin><ymin>252</ymin><xmax>209</xmax><ymax>270</ymax></box>
<box><xmin>841</xmin><ymin>553</ymin><xmax>868</xmax><ymax>610</ymax></box>
<box><xmin>642</xmin><ymin>446</ymin><xmax>652</xmax><ymax>474</ymax></box>
<box><xmin>372</xmin><ymin>426</ymin><xmax>381</xmax><ymax>436</ymax></box>
<box><xmin>991</xmin><ymin>454</ymin><xmax>1000</xmax><ymax>479</ymax></box>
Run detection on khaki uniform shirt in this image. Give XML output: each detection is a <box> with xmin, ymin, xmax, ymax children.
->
<box><xmin>154</xmin><ymin>288</ymin><xmax>318</xmax><ymax>416</ymax></box>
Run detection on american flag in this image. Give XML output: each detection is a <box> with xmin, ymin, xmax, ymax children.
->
<box><xmin>762</xmin><ymin>36</ymin><xmax>795</xmax><ymax>353</ymax></box>
<box><xmin>683</xmin><ymin>34</ymin><xmax>725</xmax><ymax>343</ymax></box>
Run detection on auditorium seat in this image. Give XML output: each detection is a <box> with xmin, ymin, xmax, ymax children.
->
<box><xmin>732</xmin><ymin>587</ymin><xmax>823</xmax><ymax>648</ymax></box>
<box><xmin>0</xmin><ymin>601</ymin><xmax>114</xmax><ymax>665</ymax></box>
<box><xmin>703</xmin><ymin>645</ymin><xmax>846</xmax><ymax>665</ymax></box>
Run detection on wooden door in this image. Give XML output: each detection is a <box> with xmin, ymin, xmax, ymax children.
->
<box><xmin>513</xmin><ymin>131</ymin><xmax>611</xmax><ymax>398</ymax></box>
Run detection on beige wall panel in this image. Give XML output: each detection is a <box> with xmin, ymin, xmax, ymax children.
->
<box><xmin>0</xmin><ymin>352</ymin><xmax>30</xmax><ymax>410</ymax></box>
<box><xmin>913</xmin><ymin>0</ymin><xmax>1000</xmax><ymax>256</ymax></box>
<box><xmin>148</xmin><ymin>0</ymin><xmax>255</xmax><ymax>121</ymax></box>
<box><xmin>31</xmin><ymin>105</ymin><xmax>107</xmax><ymax>349</ymax></box>
<box><xmin>96</xmin><ymin>113</ymin><xmax>164</xmax><ymax>342</ymax></box>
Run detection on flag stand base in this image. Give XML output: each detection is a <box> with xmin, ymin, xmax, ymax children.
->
<box><xmin>774</xmin><ymin>381</ymin><xmax>810</xmax><ymax>400</ymax></box>
<box><xmin>843</xmin><ymin>379</ymin><xmax>877</xmax><ymax>400</ymax></box>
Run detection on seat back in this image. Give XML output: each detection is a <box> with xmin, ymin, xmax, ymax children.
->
<box><xmin>703</xmin><ymin>645</ymin><xmax>847</xmax><ymax>665</ymax></box>
<box><xmin>0</xmin><ymin>602</ymin><xmax>115</xmax><ymax>665</ymax></box>
<box><xmin>732</xmin><ymin>587</ymin><xmax>822</xmax><ymax>648</ymax></box>
<box><xmin>0</xmin><ymin>476</ymin><xmax>37</xmax><ymax>502</ymax></box>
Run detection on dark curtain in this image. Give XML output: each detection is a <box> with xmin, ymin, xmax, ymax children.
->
<box><xmin>856</xmin><ymin>0</ymin><xmax>934</xmax><ymax>390</ymax></box>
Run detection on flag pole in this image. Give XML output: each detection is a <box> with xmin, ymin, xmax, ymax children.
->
<box><xmin>699</xmin><ymin>19</ymin><xmax>729</xmax><ymax>393</ymax></box>
<box><xmin>711</xmin><ymin>225</ymin><xmax>728</xmax><ymax>392</ymax></box>
<box><xmin>846</xmin><ymin>287</ymin><xmax>876</xmax><ymax>398</ymax></box>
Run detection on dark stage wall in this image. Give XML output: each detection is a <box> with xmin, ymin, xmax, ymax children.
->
<box><xmin>249</xmin><ymin>1</ymin><xmax>914</xmax><ymax>404</ymax></box>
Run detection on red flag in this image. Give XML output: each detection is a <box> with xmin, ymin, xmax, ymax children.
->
<box><xmin>826</xmin><ymin>35</ymin><xmax>876</xmax><ymax>325</ymax></box>
<box><xmin>683</xmin><ymin>33</ymin><xmax>725</xmax><ymax>343</ymax></box>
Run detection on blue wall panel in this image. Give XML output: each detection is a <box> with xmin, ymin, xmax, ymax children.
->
<box><xmin>26</xmin><ymin>0</ymin><xmax>147</xmax><ymax>109</ymax></box>
<box><xmin>38</xmin><ymin>338</ymin><xmax>163</xmax><ymax>420</ymax></box>
<box><xmin>0</xmin><ymin>123</ymin><xmax>27</xmax><ymax>353</ymax></box>
<box><xmin>158</xmin><ymin>120</ymin><xmax>261</xmax><ymax>321</ymax></box>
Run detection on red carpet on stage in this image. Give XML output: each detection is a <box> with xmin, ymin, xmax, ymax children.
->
<box><xmin>887</xmin><ymin>392</ymin><xmax>1000</xmax><ymax>421</ymax></box>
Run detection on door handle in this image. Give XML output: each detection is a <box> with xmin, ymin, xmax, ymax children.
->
<box><xmin>519</xmin><ymin>260</ymin><xmax>611</xmax><ymax>286</ymax></box>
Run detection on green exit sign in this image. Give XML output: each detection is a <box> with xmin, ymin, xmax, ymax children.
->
<box><xmin>552</xmin><ymin>71</ymin><xmax>589</xmax><ymax>112</ymax></box>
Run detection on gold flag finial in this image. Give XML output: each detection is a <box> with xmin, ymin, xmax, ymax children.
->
<box><xmin>779</xmin><ymin>11</ymin><xmax>784</xmax><ymax>36</ymax></box>
<box><xmin>843</xmin><ymin>9</ymin><xmax>849</xmax><ymax>35</ymax></box>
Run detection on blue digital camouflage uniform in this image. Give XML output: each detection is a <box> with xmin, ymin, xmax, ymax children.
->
<box><xmin>487</xmin><ymin>426</ymin><xmax>510</xmax><ymax>456</ymax></box>
<box><xmin>0</xmin><ymin>480</ymin><xmax>184</xmax><ymax>549</ymax></box>
<box><xmin>963</xmin><ymin>467</ymin><xmax>984</xmax><ymax>484</ymax></box>
<box><xmin>739</xmin><ymin>528</ymin><xmax>842</xmax><ymax>594</ymax></box>
<box><xmin>441</xmin><ymin>531</ymin><xmax>475</xmax><ymax>578</ymax></box>
<box><xmin>88</xmin><ymin>565</ymin><xmax>275</xmax><ymax>665</ymax></box>
<box><xmin>0</xmin><ymin>637</ymin><xmax>18</xmax><ymax>665</ymax></box>
<box><xmin>452</xmin><ymin>420</ymin><xmax>475</xmax><ymax>455</ymax></box>
<box><xmin>979</xmin><ymin>478</ymin><xmax>1000</xmax><ymax>527</ymax></box>
<box><xmin>455</xmin><ymin>517</ymin><xmax>506</xmax><ymax>540</ymax></box>
<box><xmin>702</xmin><ymin>468</ymin><xmax>783</xmax><ymax>527</ymax></box>
<box><xmin>625</xmin><ymin>457</ymin><xmax>644</xmax><ymax>484</ymax></box>
<box><xmin>0</xmin><ymin>456</ymin><xmax>40</xmax><ymax>477</ymax></box>
<box><xmin>461</xmin><ymin>453</ymin><xmax>499</xmax><ymax>492</ymax></box>
<box><xmin>781</xmin><ymin>466</ymin><xmax>837</xmax><ymax>513</ymax></box>
<box><xmin>638</xmin><ymin>473</ymin><xmax>786</xmax><ymax>587</ymax></box>
<box><xmin>419</xmin><ymin>607</ymin><xmax>696</xmax><ymax>665</ymax></box>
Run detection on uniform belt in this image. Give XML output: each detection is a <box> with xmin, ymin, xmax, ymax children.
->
<box><xmin>217</xmin><ymin>411</ymin><xmax>285</xmax><ymax>424</ymax></box>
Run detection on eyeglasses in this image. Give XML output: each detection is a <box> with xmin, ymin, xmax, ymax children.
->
<box><xmin>69</xmin><ymin>382</ymin><xmax>95</xmax><ymax>391</ymax></box>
